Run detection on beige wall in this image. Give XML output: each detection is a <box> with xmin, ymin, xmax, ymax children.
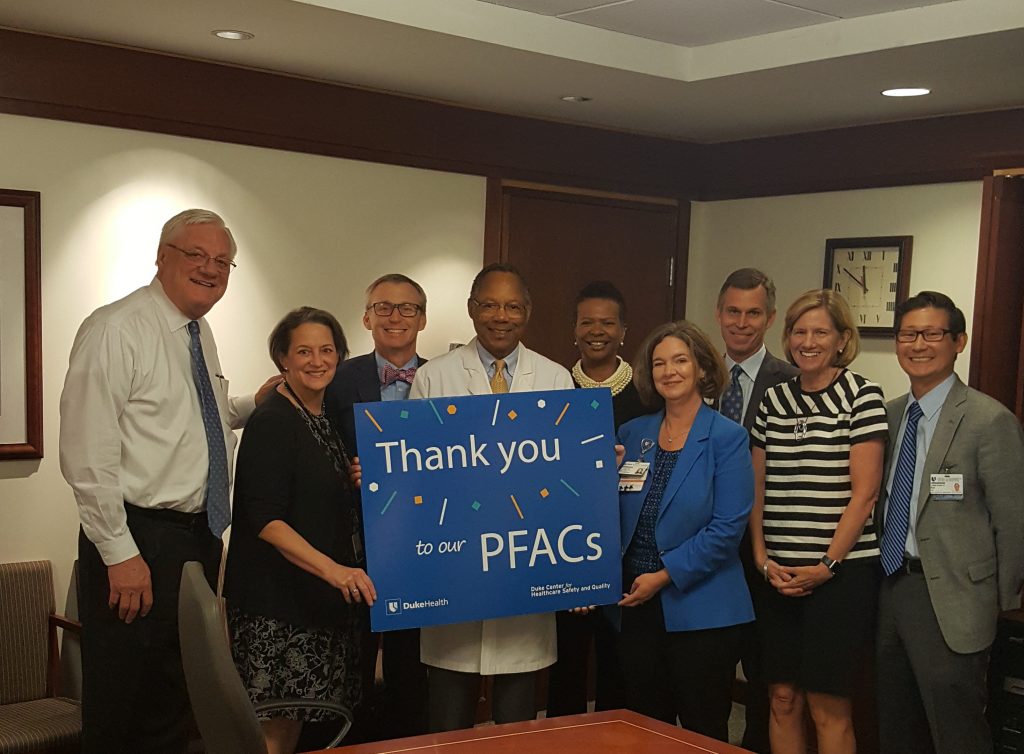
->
<box><xmin>686</xmin><ymin>182</ymin><xmax>983</xmax><ymax>399</ymax></box>
<box><xmin>0</xmin><ymin>113</ymin><xmax>486</xmax><ymax>604</ymax></box>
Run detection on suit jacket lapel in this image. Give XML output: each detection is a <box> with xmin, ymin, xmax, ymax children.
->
<box><xmin>356</xmin><ymin>353</ymin><xmax>382</xmax><ymax>403</ymax></box>
<box><xmin>878</xmin><ymin>394</ymin><xmax>908</xmax><ymax>531</ymax></box>
<box><xmin>657</xmin><ymin>404</ymin><xmax>711</xmax><ymax>524</ymax></box>
<box><xmin>915</xmin><ymin>379</ymin><xmax>968</xmax><ymax>523</ymax></box>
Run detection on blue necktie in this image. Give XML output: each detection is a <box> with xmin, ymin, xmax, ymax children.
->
<box><xmin>880</xmin><ymin>401</ymin><xmax>924</xmax><ymax>576</ymax></box>
<box><xmin>187</xmin><ymin>321</ymin><xmax>231</xmax><ymax>538</ymax></box>
<box><xmin>720</xmin><ymin>364</ymin><xmax>744</xmax><ymax>423</ymax></box>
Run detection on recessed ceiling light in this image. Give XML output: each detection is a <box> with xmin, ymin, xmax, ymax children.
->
<box><xmin>882</xmin><ymin>87</ymin><xmax>930</xmax><ymax>97</ymax></box>
<box><xmin>212</xmin><ymin>30</ymin><xmax>254</xmax><ymax>41</ymax></box>
<box><xmin>560</xmin><ymin>95</ymin><xmax>592</xmax><ymax>103</ymax></box>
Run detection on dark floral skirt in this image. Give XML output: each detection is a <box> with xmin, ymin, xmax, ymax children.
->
<box><xmin>228</xmin><ymin>607</ymin><xmax>362</xmax><ymax>722</ymax></box>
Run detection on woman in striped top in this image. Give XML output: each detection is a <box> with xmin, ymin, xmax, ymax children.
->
<box><xmin>750</xmin><ymin>289</ymin><xmax>887</xmax><ymax>754</ymax></box>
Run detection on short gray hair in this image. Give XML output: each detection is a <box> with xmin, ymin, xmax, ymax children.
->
<box><xmin>159</xmin><ymin>209</ymin><xmax>237</xmax><ymax>258</ymax></box>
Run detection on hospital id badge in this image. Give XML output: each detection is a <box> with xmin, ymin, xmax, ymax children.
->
<box><xmin>618</xmin><ymin>461</ymin><xmax>650</xmax><ymax>492</ymax></box>
<box><xmin>930</xmin><ymin>473</ymin><xmax>964</xmax><ymax>501</ymax></box>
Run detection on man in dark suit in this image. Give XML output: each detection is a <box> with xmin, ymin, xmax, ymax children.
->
<box><xmin>714</xmin><ymin>267</ymin><xmax>798</xmax><ymax>754</ymax></box>
<box><xmin>325</xmin><ymin>272</ymin><xmax>429</xmax><ymax>739</ymax></box>
<box><xmin>876</xmin><ymin>291</ymin><xmax>1024</xmax><ymax>754</ymax></box>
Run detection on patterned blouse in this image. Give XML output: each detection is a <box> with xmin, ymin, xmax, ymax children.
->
<box><xmin>624</xmin><ymin>447</ymin><xmax>681</xmax><ymax>575</ymax></box>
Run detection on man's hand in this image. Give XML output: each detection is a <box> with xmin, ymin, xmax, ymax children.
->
<box><xmin>255</xmin><ymin>374</ymin><xmax>284</xmax><ymax>404</ymax></box>
<box><xmin>107</xmin><ymin>554</ymin><xmax>153</xmax><ymax>623</ymax></box>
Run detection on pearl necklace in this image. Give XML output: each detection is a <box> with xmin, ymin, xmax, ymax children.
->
<box><xmin>572</xmin><ymin>357</ymin><xmax>633</xmax><ymax>396</ymax></box>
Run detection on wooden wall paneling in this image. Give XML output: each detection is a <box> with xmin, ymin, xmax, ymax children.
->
<box><xmin>0</xmin><ymin>30</ymin><xmax>701</xmax><ymax>199</ymax></box>
<box><xmin>969</xmin><ymin>175</ymin><xmax>1024</xmax><ymax>418</ymax></box>
<box><xmin>3</xmin><ymin>31</ymin><xmax>1024</xmax><ymax>201</ymax></box>
<box><xmin>699</xmin><ymin>110</ymin><xmax>1024</xmax><ymax>201</ymax></box>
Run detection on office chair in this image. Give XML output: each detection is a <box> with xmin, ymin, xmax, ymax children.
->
<box><xmin>0</xmin><ymin>560</ymin><xmax>81</xmax><ymax>754</ymax></box>
<box><xmin>178</xmin><ymin>561</ymin><xmax>351</xmax><ymax>754</ymax></box>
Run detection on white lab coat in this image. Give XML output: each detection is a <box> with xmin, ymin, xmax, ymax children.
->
<box><xmin>409</xmin><ymin>338</ymin><xmax>573</xmax><ymax>674</ymax></box>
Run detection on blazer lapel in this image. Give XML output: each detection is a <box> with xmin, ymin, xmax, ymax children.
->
<box><xmin>656</xmin><ymin>405</ymin><xmax>711</xmax><ymax>524</ymax></box>
<box><xmin>356</xmin><ymin>354</ymin><xmax>382</xmax><ymax>403</ymax></box>
<box><xmin>878</xmin><ymin>394</ymin><xmax>908</xmax><ymax>531</ymax></box>
<box><xmin>915</xmin><ymin>379</ymin><xmax>968</xmax><ymax>523</ymax></box>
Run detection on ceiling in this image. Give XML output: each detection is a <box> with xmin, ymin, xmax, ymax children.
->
<box><xmin>0</xmin><ymin>0</ymin><xmax>1021</xmax><ymax>142</ymax></box>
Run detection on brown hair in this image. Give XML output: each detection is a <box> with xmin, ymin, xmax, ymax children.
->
<box><xmin>716</xmin><ymin>267</ymin><xmax>777</xmax><ymax>313</ymax></box>
<box><xmin>781</xmin><ymin>289</ymin><xmax>859</xmax><ymax>367</ymax></box>
<box><xmin>632</xmin><ymin>320</ymin><xmax>728</xmax><ymax>408</ymax></box>
<box><xmin>268</xmin><ymin>307</ymin><xmax>348</xmax><ymax>371</ymax></box>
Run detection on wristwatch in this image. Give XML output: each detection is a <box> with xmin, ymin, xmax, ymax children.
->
<box><xmin>820</xmin><ymin>554</ymin><xmax>840</xmax><ymax>575</ymax></box>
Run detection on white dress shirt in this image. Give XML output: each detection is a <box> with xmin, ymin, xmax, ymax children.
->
<box><xmin>59</xmin><ymin>278</ymin><xmax>254</xmax><ymax>565</ymax></box>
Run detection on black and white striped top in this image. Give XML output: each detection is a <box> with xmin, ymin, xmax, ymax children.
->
<box><xmin>751</xmin><ymin>370</ymin><xmax>887</xmax><ymax>566</ymax></box>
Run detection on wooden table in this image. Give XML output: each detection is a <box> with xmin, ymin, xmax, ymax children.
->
<box><xmin>311</xmin><ymin>709</ymin><xmax>752</xmax><ymax>753</ymax></box>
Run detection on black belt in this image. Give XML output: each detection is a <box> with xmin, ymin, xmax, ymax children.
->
<box><xmin>891</xmin><ymin>557</ymin><xmax>925</xmax><ymax>576</ymax></box>
<box><xmin>125</xmin><ymin>502</ymin><xmax>208</xmax><ymax>533</ymax></box>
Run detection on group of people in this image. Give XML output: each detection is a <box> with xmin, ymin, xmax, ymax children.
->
<box><xmin>59</xmin><ymin>208</ymin><xmax>1024</xmax><ymax>754</ymax></box>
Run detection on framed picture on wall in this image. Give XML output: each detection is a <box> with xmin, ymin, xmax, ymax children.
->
<box><xmin>823</xmin><ymin>235</ymin><xmax>913</xmax><ymax>336</ymax></box>
<box><xmin>0</xmin><ymin>189</ymin><xmax>43</xmax><ymax>460</ymax></box>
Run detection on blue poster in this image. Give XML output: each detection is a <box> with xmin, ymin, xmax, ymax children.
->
<box><xmin>356</xmin><ymin>388</ymin><xmax>622</xmax><ymax>632</ymax></box>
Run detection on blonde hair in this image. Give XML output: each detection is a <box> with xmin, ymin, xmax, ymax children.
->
<box><xmin>782</xmin><ymin>289</ymin><xmax>859</xmax><ymax>367</ymax></box>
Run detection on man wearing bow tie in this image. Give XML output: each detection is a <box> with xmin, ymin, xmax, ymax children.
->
<box><xmin>325</xmin><ymin>272</ymin><xmax>429</xmax><ymax>738</ymax></box>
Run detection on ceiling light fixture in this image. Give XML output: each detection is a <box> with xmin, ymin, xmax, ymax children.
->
<box><xmin>212</xmin><ymin>30</ymin><xmax>254</xmax><ymax>41</ymax></box>
<box><xmin>560</xmin><ymin>95</ymin><xmax>592</xmax><ymax>103</ymax></box>
<box><xmin>882</xmin><ymin>87</ymin><xmax>930</xmax><ymax>97</ymax></box>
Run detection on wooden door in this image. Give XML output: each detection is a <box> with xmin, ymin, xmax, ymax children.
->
<box><xmin>485</xmin><ymin>181</ymin><xmax>687</xmax><ymax>369</ymax></box>
<box><xmin>970</xmin><ymin>174</ymin><xmax>1024</xmax><ymax>420</ymax></box>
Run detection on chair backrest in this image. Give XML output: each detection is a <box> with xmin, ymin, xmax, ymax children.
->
<box><xmin>178</xmin><ymin>561</ymin><xmax>267</xmax><ymax>754</ymax></box>
<box><xmin>0</xmin><ymin>560</ymin><xmax>54</xmax><ymax>705</ymax></box>
<box><xmin>59</xmin><ymin>560</ymin><xmax>82</xmax><ymax>701</ymax></box>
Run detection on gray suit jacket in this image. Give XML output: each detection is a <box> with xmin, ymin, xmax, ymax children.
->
<box><xmin>878</xmin><ymin>377</ymin><xmax>1024</xmax><ymax>653</ymax></box>
<box><xmin>742</xmin><ymin>351</ymin><xmax>800</xmax><ymax>431</ymax></box>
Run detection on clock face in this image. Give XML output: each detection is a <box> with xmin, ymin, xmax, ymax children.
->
<box><xmin>823</xmin><ymin>237</ymin><xmax>912</xmax><ymax>336</ymax></box>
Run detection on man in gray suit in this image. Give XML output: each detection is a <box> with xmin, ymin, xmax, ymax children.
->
<box><xmin>877</xmin><ymin>290</ymin><xmax>1024</xmax><ymax>754</ymax></box>
<box><xmin>714</xmin><ymin>267</ymin><xmax>798</xmax><ymax>754</ymax></box>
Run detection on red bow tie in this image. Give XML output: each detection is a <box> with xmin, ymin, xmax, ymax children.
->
<box><xmin>381</xmin><ymin>364</ymin><xmax>416</xmax><ymax>387</ymax></box>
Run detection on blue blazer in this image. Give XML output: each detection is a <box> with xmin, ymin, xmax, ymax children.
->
<box><xmin>612</xmin><ymin>403</ymin><xmax>754</xmax><ymax>632</ymax></box>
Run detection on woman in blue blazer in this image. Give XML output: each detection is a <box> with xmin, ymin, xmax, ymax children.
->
<box><xmin>612</xmin><ymin>320</ymin><xmax>754</xmax><ymax>742</ymax></box>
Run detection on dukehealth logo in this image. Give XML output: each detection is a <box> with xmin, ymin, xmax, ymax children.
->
<box><xmin>386</xmin><ymin>598</ymin><xmax>402</xmax><ymax>616</ymax></box>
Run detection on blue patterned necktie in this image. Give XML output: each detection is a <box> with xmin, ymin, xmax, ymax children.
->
<box><xmin>880</xmin><ymin>401</ymin><xmax>924</xmax><ymax>576</ymax></box>
<box><xmin>187</xmin><ymin>321</ymin><xmax>231</xmax><ymax>538</ymax></box>
<box><xmin>720</xmin><ymin>364</ymin><xmax>744</xmax><ymax>423</ymax></box>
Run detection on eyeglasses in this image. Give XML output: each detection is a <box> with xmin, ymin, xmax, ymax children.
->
<box><xmin>367</xmin><ymin>302</ymin><xmax>423</xmax><ymax>317</ymax></box>
<box><xmin>470</xmin><ymin>299</ymin><xmax>528</xmax><ymax>318</ymax></box>
<box><xmin>166</xmin><ymin>243</ymin><xmax>237</xmax><ymax>273</ymax></box>
<box><xmin>896</xmin><ymin>329</ymin><xmax>955</xmax><ymax>343</ymax></box>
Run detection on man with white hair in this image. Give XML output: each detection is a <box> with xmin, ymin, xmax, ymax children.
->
<box><xmin>60</xmin><ymin>208</ymin><xmax>276</xmax><ymax>754</ymax></box>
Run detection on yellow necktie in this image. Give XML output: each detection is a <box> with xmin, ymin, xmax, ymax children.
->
<box><xmin>490</xmin><ymin>359</ymin><xmax>509</xmax><ymax>394</ymax></box>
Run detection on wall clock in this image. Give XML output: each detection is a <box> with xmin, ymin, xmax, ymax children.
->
<box><xmin>823</xmin><ymin>236</ymin><xmax>913</xmax><ymax>336</ymax></box>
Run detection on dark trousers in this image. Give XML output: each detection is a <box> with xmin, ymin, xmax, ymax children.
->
<box><xmin>876</xmin><ymin>571</ymin><xmax>992</xmax><ymax>754</ymax></box>
<box><xmin>546</xmin><ymin>610</ymin><xmax>625</xmax><ymax>716</ymax></box>
<box><xmin>381</xmin><ymin>628</ymin><xmax>428</xmax><ymax>737</ymax></box>
<box><xmin>739</xmin><ymin>569</ymin><xmax>771</xmax><ymax>753</ymax></box>
<box><xmin>78</xmin><ymin>506</ymin><xmax>221</xmax><ymax>754</ymax></box>
<box><xmin>618</xmin><ymin>596</ymin><xmax>743</xmax><ymax>743</ymax></box>
<box><xmin>428</xmin><ymin>667</ymin><xmax>536</xmax><ymax>732</ymax></box>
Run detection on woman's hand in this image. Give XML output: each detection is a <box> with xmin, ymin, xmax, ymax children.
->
<box><xmin>325</xmin><ymin>564</ymin><xmax>377</xmax><ymax>606</ymax></box>
<box><xmin>568</xmin><ymin>605</ymin><xmax>598</xmax><ymax>615</ymax></box>
<box><xmin>619</xmin><ymin>569</ymin><xmax>671</xmax><ymax>607</ymax></box>
<box><xmin>349</xmin><ymin>456</ymin><xmax>362</xmax><ymax>489</ymax></box>
<box><xmin>614</xmin><ymin>444</ymin><xmax>625</xmax><ymax>469</ymax></box>
<box><xmin>768</xmin><ymin>561</ymin><xmax>830</xmax><ymax>597</ymax></box>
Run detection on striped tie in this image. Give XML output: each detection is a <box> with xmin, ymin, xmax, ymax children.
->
<box><xmin>187</xmin><ymin>321</ymin><xmax>231</xmax><ymax>538</ymax></box>
<box><xmin>880</xmin><ymin>401</ymin><xmax>924</xmax><ymax>576</ymax></box>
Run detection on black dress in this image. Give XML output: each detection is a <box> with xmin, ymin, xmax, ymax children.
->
<box><xmin>224</xmin><ymin>391</ymin><xmax>364</xmax><ymax>720</ymax></box>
